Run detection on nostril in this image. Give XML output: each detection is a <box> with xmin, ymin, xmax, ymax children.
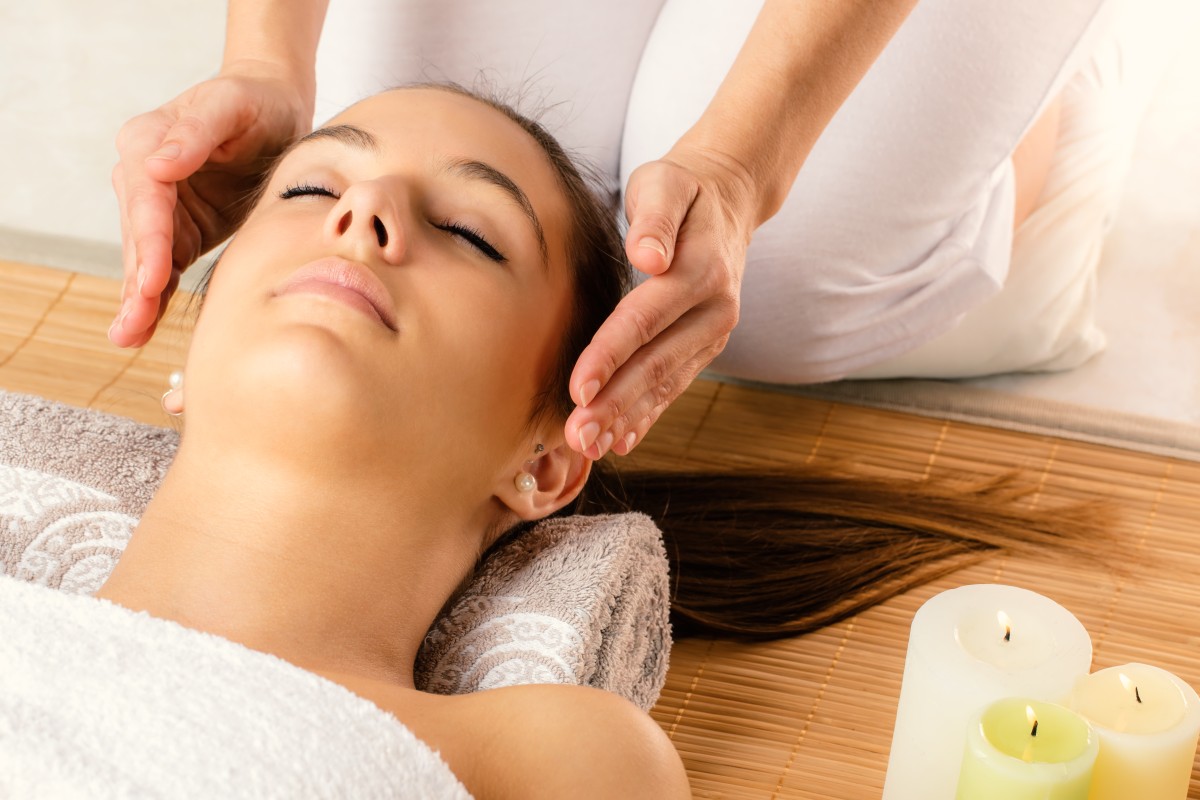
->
<box><xmin>372</xmin><ymin>216</ymin><xmax>388</xmax><ymax>247</ymax></box>
<box><xmin>337</xmin><ymin>210</ymin><xmax>353</xmax><ymax>236</ymax></box>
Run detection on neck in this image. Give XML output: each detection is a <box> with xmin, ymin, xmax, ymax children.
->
<box><xmin>94</xmin><ymin>439</ymin><xmax>483</xmax><ymax>690</ymax></box>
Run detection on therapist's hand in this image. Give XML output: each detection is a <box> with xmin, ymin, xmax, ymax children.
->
<box><xmin>566</xmin><ymin>148</ymin><xmax>757</xmax><ymax>459</ymax></box>
<box><xmin>109</xmin><ymin>60</ymin><xmax>313</xmax><ymax>348</ymax></box>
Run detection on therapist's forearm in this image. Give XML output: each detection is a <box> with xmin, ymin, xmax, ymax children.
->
<box><xmin>674</xmin><ymin>0</ymin><xmax>918</xmax><ymax>228</ymax></box>
<box><xmin>222</xmin><ymin>0</ymin><xmax>331</xmax><ymax>101</ymax></box>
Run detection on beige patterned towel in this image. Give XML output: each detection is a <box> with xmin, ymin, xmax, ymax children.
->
<box><xmin>0</xmin><ymin>389</ymin><xmax>671</xmax><ymax>710</ymax></box>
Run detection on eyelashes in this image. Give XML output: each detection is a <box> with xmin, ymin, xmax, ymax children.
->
<box><xmin>437</xmin><ymin>221</ymin><xmax>506</xmax><ymax>263</ymax></box>
<box><xmin>276</xmin><ymin>182</ymin><xmax>507</xmax><ymax>263</ymax></box>
<box><xmin>278</xmin><ymin>182</ymin><xmax>337</xmax><ymax>201</ymax></box>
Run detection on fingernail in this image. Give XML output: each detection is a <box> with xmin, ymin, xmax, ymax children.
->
<box><xmin>137</xmin><ymin>265</ymin><xmax>146</xmax><ymax>295</ymax></box>
<box><xmin>637</xmin><ymin>237</ymin><xmax>667</xmax><ymax>260</ymax></box>
<box><xmin>116</xmin><ymin>298</ymin><xmax>131</xmax><ymax>331</ymax></box>
<box><xmin>579</xmin><ymin>379</ymin><xmax>601</xmax><ymax>408</ymax></box>
<box><xmin>595</xmin><ymin>430</ymin><xmax>614</xmax><ymax>458</ymax></box>
<box><xmin>621</xmin><ymin>431</ymin><xmax>637</xmax><ymax>454</ymax></box>
<box><xmin>148</xmin><ymin>142</ymin><xmax>181</xmax><ymax>161</ymax></box>
<box><xmin>578</xmin><ymin>421</ymin><xmax>601</xmax><ymax>453</ymax></box>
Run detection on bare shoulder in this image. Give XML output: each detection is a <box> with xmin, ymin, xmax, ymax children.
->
<box><xmin>468</xmin><ymin>683</ymin><xmax>691</xmax><ymax>800</ymax></box>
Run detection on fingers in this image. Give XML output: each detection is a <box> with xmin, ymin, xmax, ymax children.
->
<box><xmin>142</xmin><ymin>112</ymin><xmax>237</xmax><ymax>183</ymax></box>
<box><xmin>623</xmin><ymin>162</ymin><xmax>698</xmax><ymax>277</ymax></box>
<box><xmin>110</xmin><ymin>265</ymin><xmax>182</xmax><ymax>349</ymax></box>
<box><xmin>112</xmin><ymin>116</ymin><xmax>181</xmax><ymax>345</ymax></box>
<box><xmin>569</xmin><ymin>264</ymin><xmax>707</xmax><ymax>411</ymax></box>
<box><xmin>610</xmin><ymin>350</ymin><xmax>712</xmax><ymax>457</ymax></box>
<box><xmin>171</xmin><ymin>178</ymin><xmax>221</xmax><ymax>276</ymax></box>
<box><xmin>567</xmin><ymin>296</ymin><xmax>737</xmax><ymax>460</ymax></box>
<box><xmin>111</xmin><ymin>89</ymin><xmax>245</xmax><ymax>346</ymax></box>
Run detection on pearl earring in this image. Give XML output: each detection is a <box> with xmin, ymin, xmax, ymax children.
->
<box><xmin>515</xmin><ymin>472</ymin><xmax>537</xmax><ymax>493</ymax></box>
<box><xmin>161</xmin><ymin>370</ymin><xmax>184</xmax><ymax>417</ymax></box>
<box><xmin>514</xmin><ymin>443</ymin><xmax>545</xmax><ymax>493</ymax></box>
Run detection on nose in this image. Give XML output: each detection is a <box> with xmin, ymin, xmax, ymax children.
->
<box><xmin>324</xmin><ymin>180</ymin><xmax>406</xmax><ymax>265</ymax></box>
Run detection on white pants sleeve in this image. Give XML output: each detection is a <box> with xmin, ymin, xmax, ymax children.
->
<box><xmin>313</xmin><ymin>0</ymin><xmax>668</xmax><ymax>197</ymax></box>
<box><xmin>315</xmin><ymin>0</ymin><xmax>1118</xmax><ymax>385</ymax></box>
<box><xmin>621</xmin><ymin>0</ymin><xmax>1114</xmax><ymax>384</ymax></box>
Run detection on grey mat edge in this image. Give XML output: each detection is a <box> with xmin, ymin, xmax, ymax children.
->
<box><xmin>704</xmin><ymin>372</ymin><xmax>1200</xmax><ymax>464</ymax></box>
<box><xmin>0</xmin><ymin>226</ymin><xmax>210</xmax><ymax>293</ymax></box>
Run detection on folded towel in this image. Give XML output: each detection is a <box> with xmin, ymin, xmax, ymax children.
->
<box><xmin>0</xmin><ymin>389</ymin><xmax>670</xmax><ymax>710</ymax></box>
<box><xmin>0</xmin><ymin>574</ymin><xmax>473</xmax><ymax>798</ymax></box>
<box><xmin>417</xmin><ymin>512</ymin><xmax>671</xmax><ymax>712</ymax></box>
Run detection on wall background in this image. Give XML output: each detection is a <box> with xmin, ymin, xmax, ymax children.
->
<box><xmin>0</xmin><ymin>2</ymin><xmax>224</xmax><ymax>286</ymax></box>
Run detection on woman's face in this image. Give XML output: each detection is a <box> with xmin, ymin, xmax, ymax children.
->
<box><xmin>183</xmin><ymin>88</ymin><xmax>574</xmax><ymax>501</ymax></box>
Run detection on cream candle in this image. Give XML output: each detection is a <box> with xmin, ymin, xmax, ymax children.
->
<box><xmin>955</xmin><ymin>698</ymin><xmax>1098</xmax><ymax>800</ymax></box>
<box><xmin>882</xmin><ymin>585</ymin><xmax>1093</xmax><ymax>800</ymax></box>
<box><xmin>1069</xmin><ymin>663</ymin><xmax>1200</xmax><ymax>800</ymax></box>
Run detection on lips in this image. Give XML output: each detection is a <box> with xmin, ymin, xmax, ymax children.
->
<box><xmin>275</xmin><ymin>257</ymin><xmax>399</xmax><ymax>332</ymax></box>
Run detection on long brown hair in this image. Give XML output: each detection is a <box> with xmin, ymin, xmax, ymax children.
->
<box><xmin>443</xmin><ymin>83</ymin><xmax>1114</xmax><ymax>639</ymax></box>
<box><xmin>195</xmin><ymin>83</ymin><xmax>1114</xmax><ymax>642</ymax></box>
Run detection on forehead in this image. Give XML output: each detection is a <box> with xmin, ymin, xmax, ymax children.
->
<box><xmin>327</xmin><ymin>88</ymin><xmax>555</xmax><ymax>188</ymax></box>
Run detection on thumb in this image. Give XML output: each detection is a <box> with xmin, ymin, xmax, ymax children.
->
<box><xmin>624</xmin><ymin>163</ymin><xmax>697</xmax><ymax>276</ymax></box>
<box><xmin>143</xmin><ymin>99</ymin><xmax>243</xmax><ymax>181</ymax></box>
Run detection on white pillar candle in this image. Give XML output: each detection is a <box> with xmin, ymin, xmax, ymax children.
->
<box><xmin>1069</xmin><ymin>663</ymin><xmax>1200</xmax><ymax>800</ymax></box>
<box><xmin>882</xmin><ymin>584</ymin><xmax>1093</xmax><ymax>800</ymax></box>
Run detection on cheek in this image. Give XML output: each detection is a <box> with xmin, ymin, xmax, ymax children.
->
<box><xmin>428</xmin><ymin>293</ymin><xmax>547</xmax><ymax>437</ymax></box>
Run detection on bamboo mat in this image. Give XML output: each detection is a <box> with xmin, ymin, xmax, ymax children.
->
<box><xmin>4</xmin><ymin>258</ymin><xmax>1200</xmax><ymax>799</ymax></box>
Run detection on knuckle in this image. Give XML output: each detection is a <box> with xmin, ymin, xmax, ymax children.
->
<box><xmin>697</xmin><ymin>257</ymin><xmax>729</xmax><ymax>291</ymax></box>
<box><xmin>114</xmin><ymin>116</ymin><xmax>146</xmax><ymax>151</ymax></box>
<box><xmin>695</xmin><ymin>267</ymin><xmax>720</xmax><ymax>297</ymax></box>
<box><xmin>710</xmin><ymin>333</ymin><xmax>732</xmax><ymax>358</ymax></box>
<box><xmin>651</xmin><ymin>379</ymin><xmax>675</xmax><ymax>408</ymax></box>
<box><xmin>617</xmin><ymin>303</ymin><xmax>661</xmax><ymax>347</ymax></box>
<box><xmin>641</xmin><ymin>349</ymin><xmax>674</xmax><ymax>393</ymax></box>
<box><xmin>125</xmin><ymin>187</ymin><xmax>161</xmax><ymax>224</ymax></box>
<box><xmin>585</xmin><ymin>340</ymin><xmax>624</xmax><ymax>383</ymax></box>
<box><xmin>597</xmin><ymin>392</ymin><xmax>625</xmax><ymax>426</ymax></box>
<box><xmin>611</xmin><ymin>408</ymin><xmax>635</xmax><ymax>436</ymax></box>
<box><xmin>636</xmin><ymin>212</ymin><xmax>677</xmax><ymax>244</ymax></box>
<box><xmin>715</xmin><ymin>290</ymin><xmax>740</xmax><ymax>330</ymax></box>
<box><xmin>169</xmin><ymin>114</ymin><xmax>206</xmax><ymax>140</ymax></box>
<box><xmin>650</xmin><ymin>395</ymin><xmax>672</xmax><ymax>422</ymax></box>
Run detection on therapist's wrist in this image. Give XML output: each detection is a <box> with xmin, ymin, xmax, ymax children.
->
<box><xmin>662</xmin><ymin>140</ymin><xmax>766</xmax><ymax>238</ymax></box>
<box><xmin>218</xmin><ymin>57</ymin><xmax>317</xmax><ymax>128</ymax></box>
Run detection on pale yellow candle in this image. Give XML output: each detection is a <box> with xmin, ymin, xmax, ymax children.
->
<box><xmin>1069</xmin><ymin>663</ymin><xmax>1200</xmax><ymax>800</ymax></box>
<box><xmin>955</xmin><ymin>698</ymin><xmax>1098</xmax><ymax>800</ymax></box>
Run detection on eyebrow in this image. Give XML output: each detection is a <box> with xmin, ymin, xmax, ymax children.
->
<box><xmin>281</xmin><ymin>124</ymin><xmax>549</xmax><ymax>268</ymax></box>
<box><xmin>442</xmin><ymin>158</ymin><xmax>548</xmax><ymax>268</ymax></box>
<box><xmin>285</xmin><ymin>124</ymin><xmax>381</xmax><ymax>157</ymax></box>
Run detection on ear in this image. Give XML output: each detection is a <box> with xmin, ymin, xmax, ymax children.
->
<box><xmin>495</xmin><ymin>440</ymin><xmax>593</xmax><ymax>522</ymax></box>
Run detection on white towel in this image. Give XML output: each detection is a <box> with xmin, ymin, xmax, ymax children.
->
<box><xmin>0</xmin><ymin>574</ymin><xmax>473</xmax><ymax>799</ymax></box>
<box><xmin>0</xmin><ymin>388</ymin><xmax>672</xmax><ymax>711</ymax></box>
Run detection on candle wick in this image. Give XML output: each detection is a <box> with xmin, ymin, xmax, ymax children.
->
<box><xmin>1003</xmin><ymin>628</ymin><xmax>1011</xmax><ymax>643</ymax></box>
<box><xmin>1135</xmin><ymin>686</ymin><xmax>1142</xmax><ymax>704</ymax></box>
<box><xmin>1031</xmin><ymin>720</ymin><xmax>1038</xmax><ymax>738</ymax></box>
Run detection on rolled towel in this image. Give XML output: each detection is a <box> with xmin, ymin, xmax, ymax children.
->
<box><xmin>416</xmin><ymin>512</ymin><xmax>671</xmax><ymax>712</ymax></box>
<box><xmin>0</xmin><ymin>574</ymin><xmax>472</xmax><ymax>798</ymax></box>
<box><xmin>0</xmin><ymin>389</ymin><xmax>670</xmax><ymax>710</ymax></box>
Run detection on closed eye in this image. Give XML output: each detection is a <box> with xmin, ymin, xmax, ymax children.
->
<box><xmin>434</xmin><ymin>221</ymin><xmax>507</xmax><ymax>263</ymax></box>
<box><xmin>278</xmin><ymin>182</ymin><xmax>339</xmax><ymax>200</ymax></box>
<box><xmin>278</xmin><ymin>183</ymin><xmax>506</xmax><ymax>263</ymax></box>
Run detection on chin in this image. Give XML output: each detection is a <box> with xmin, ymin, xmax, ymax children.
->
<box><xmin>226</xmin><ymin>331</ymin><xmax>380</xmax><ymax>423</ymax></box>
